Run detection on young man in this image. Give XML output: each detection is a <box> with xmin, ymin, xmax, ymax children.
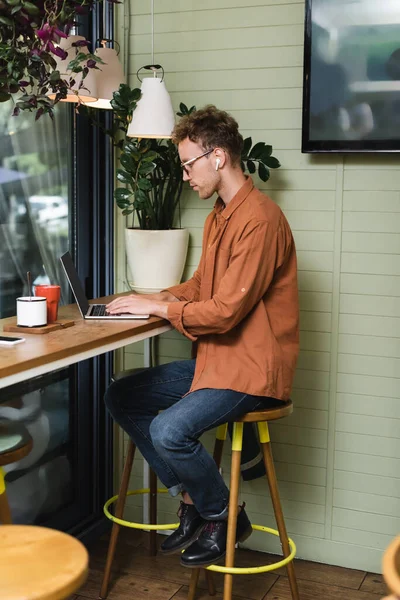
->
<box><xmin>105</xmin><ymin>105</ymin><xmax>299</xmax><ymax>568</ymax></box>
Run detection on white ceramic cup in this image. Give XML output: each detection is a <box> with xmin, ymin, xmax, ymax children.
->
<box><xmin>17</xmin><ymin>297</ymin><xmax>47</xmax><ymax>327</ymax></box>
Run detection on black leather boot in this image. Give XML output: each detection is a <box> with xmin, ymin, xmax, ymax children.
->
<box><xmin>160</xmin><ymin>501</ymin><xmax>206</xmax><ymax>554</ymax></box>
<box><xmin>180</xmin><ymin>505</ymin><xmax>253</xmax><ymax>567</ymax></box>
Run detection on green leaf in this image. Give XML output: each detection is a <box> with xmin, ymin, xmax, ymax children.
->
<box><xmin>0</xmin><ymin>16</ymin><xmax>13</xmax><ymax>26</ymax></box>
<box><xmin>261</xmin><ymin>145</ymin><xmax>272</xmax><ymax>159</ymax></box>
<box><xmin>141</xmin><ymin>151</ymin><xmax>158</xmax><ymax>162</ymax></box>
<box><xmin>0</xmin><ymin>91</ymin><xmax>11</xmax><ymax>102</ymax></box>
<box><xmin>258</xmin><ymin>162</ymin><xmax>270</xmax><ymax>182</ymax></box>
<box><xmin>242</xmin><ymin>137</ymin><xmax>252</xmax><ymax>157</ymax></box>
<box><xmin>116</xmin><ymin>196</ymin><xmax>131</xmax><ymax>209</ymax></box>
<box><xmin>114</xmin><ymin>188</ymin><xmax>132</xmax><ymax>201</ymax></box>
<box><xmin>131</xmin><ymin>87</ymin><xmax>141</xmax><ymax>101</ymax></box>
<box><xmin>116</xmin><ymin>169</ymin><xmax>133</xmax><ymax>185</ymax></box>
<box><xmin>122</xmin><ymin>209</ymin><xmax>133</xmax><ymax>216</ymax></box>
<box><xmin>137</xmin><ymin>178</ymin><xmax>152</xmax><ymax>190</ymax></box>
<box><xmin>22</xmin><ymin>1</ymin><xmax>40</xmax><ymax>14</ymax></box>
<box><xmin>249</xmin><ymin>142</ymin><xmax>265</xmax><ymax>159</ymax></box>
<box><xmin>246</xmin><ymin>160</ymin><xmax>256</xmax><ymax>174</ymax></box>
<box><xmin>138</xmin><ymin>161</ymin><xmax>156</xmax><ymax>175</ymax></box>
<box><xmin>49</xmin><ymin>70</ymin><xmax>60</xmax><ymax>83</ymax></box>
<box><xmin>263</xmin><ymin>156</ymin><xmax>280</xmax><ymax>169</ymax></box>
<box><xmin>120</xmin><ymin>154</ymin><xmax>135</xmax><ymax>172</ymax></box>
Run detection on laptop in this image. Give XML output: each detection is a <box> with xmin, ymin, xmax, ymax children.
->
<box><xmin>60</xmin><ymin>252</ymin><xmax>149</xmax><ymax>320</ymax></box>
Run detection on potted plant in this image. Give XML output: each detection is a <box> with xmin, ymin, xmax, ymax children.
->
<box><xmin>0</xmin><ymin>0</ymin><xmax>109</xmax><ymax>119</ymax></box>
<box><xmin>109</xmin><ymin>84</ymin><xmax>282</xmax><ymax>293</ymax></box>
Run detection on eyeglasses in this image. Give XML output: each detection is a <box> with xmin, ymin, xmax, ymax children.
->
<box><xmin>180</xmin><ymin>149</ymin><xmax>214</xmax><ymax>175</ymax></box>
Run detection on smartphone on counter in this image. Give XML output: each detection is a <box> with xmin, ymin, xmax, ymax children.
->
<box><xmin>0</xmin><ymin>335</ymin><xmax>26</xmax><ymax>346</ymax></box>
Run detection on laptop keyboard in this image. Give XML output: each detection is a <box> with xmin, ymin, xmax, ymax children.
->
<box><xmin>90</xmin><ymin>304</ymin><xmax>108</xmax><ymax>316</ymax></box>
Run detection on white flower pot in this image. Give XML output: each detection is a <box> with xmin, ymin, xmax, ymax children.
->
<box><xmin>125</xmin><ymin>228</ymin><xmax>189</xmax><ymax>293</ymax></box>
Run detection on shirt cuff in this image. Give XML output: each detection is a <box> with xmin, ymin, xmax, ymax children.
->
<box><xmin>167</xmin><ymin>301</ymin><xmax>198</xmax><ymax>342</ymax></box>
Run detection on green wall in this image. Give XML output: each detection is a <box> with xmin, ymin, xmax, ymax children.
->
<box><xmin>113</xmin><ymin>0</ymin><xmax>400</xmax><ymax>573</ymax></box>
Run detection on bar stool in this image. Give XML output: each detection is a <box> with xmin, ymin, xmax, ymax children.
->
<box><xmin>101</xmin><ymin>369</ymin><xmax>298</xmax><ymax>600</ymax></box>
<box><xmin>188</xmin><ymin>402</ymin><xmax>299</xmax><ymax>600</ymax></box>
<box><xmin>1</xmin><ymin>525</ymin><xmax>88</xmax><ymax>599</ymax></box>
<box><xmin>0</xmin><ymin>420</ymin><xmax>33</xmax><ymax>523</ymax></box>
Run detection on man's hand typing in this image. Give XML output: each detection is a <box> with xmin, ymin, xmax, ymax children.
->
<box><xmin>106</xmin><ymin>294</ymin><xmax>169</xmax><ymax>319</ymax></box>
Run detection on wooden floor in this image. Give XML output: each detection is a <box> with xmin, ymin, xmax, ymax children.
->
<box><xmin>71</xmin><ymin>529</ymin><xmax>389</xmax><ymax>600</ymax></box>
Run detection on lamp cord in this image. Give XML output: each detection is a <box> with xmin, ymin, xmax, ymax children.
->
<box><xmin>151</xmin><ymin>0</ymin><xmax>155</xmax><ymax>67</ymax></box>
<box><xmin>102</xmin><ymin>0</ymin><xmax>106</xmax><ymax>40</ymax></box>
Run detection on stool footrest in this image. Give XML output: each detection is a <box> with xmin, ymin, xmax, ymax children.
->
<box><xmin>205</xmin><ymin>525</ymin><xmax>296</xmax><ymax>574</ymax></box>
<box><xmin>104</xmin><ymin>488</ymin><xmax>179</xmax><ymax>531</ymax></box>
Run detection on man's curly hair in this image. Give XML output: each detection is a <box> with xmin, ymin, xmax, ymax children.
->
<box><xmin>172</xmin><ymin>105</ymin><xmax>243</xmax><ymax>166</ymax></box>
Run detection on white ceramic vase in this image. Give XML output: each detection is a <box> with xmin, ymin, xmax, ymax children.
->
<box><xmin>124</xmin><ymin>228</ymin><xmax>189</xmax><ymax>293</ymax></box>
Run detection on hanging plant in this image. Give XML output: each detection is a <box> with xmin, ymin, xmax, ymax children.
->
<box><xmin>0</xmin><ymin>0</ymin><xmax>117</xmax><ymax>119</ymax></box>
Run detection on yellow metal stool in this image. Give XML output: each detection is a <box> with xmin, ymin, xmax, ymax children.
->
<box><xmin>188</xmin><ymin>401</ymin><xmax>299</xmax><ymax>600</ymax></box>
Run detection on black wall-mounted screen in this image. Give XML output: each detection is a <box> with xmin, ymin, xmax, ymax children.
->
<box><xmin>302</xmin><ymin>0</ymin><xmax>400</xmax><ymax>153</ymax></box>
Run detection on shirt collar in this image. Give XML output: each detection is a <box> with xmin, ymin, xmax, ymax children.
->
<box><xmin>214</xmin><ymin>177</ymin><xmax>254</xmax><ymax>220</ymax></box>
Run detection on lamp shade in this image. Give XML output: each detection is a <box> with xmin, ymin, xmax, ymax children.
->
<box><xmin>47</xmin><ymin>35</ymin><xmax>98</xmax><ymax>103</ymax></box>
<box><xmin>127</xmin><ymin>77</ymin><xmax>175</xmax><ymax>139</ymax></box>
<box><xmin>88</xmin><ymin>47</ymin><xmax>126</xmax><ymax>109</ymax></box>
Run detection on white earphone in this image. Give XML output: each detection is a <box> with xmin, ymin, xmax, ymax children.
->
<box><xmin>215</xmin><ymin>158</ymin><xmax>221</xmax><ymax>171</ymax></box>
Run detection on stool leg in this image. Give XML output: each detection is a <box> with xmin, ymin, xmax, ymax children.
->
<box><xmin>149</xmin><ymin>468</ymin><xmax>158</xmax><ymax>556</ymax></box>
<box><xmin>205</xmin><ymin>569</ymin><xmax>216</xmax><ymax>596</ymax></box>
<box><xmin>189</xmin><ymin>425</ymin><xmax>228</xmax><ymax>600</ymax></box>
<box><xmin>100</xmin><ymin>439</ymin><xmax>136</xmax><ymax>599</ymax></box>
<box><xmin>224</xmin><ymin>422</ymin><xmax>244</xmax><ymax>600</ymax></box>
<box><xmin>0</xmin><ymin>468</ymin><xmax>12</xmax><ymax>524</ymax></box>
<box><xmin>187</xmin><ymin>568</ymin><xmax>200</xmax><ymax>600</ymax></box>
<box><xmin>259</xmin><ymin>425</ymin><xmax>300</xmax><ymax>600</ymax></box>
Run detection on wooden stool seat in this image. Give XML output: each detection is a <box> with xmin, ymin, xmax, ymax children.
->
<box><xmin>383</xmin><ymin>535</ymin><xmax>400</xmax><ymax>597</ymax></box>
<box><xmin>0</xmin><ymin>525</ymin><xmax>88</xmax><ymax>600</ymax></box>
<box><xmin>236</xmin><ymin>400</ymin><xmax>293</xmax><ymax>422</ymax></box>
<box><xmin>0</xmin><ymin>420</ymin><xmax>33</xmax><ymax>524</ymax></box>
<box><xmin>0</xmin><ymin>420</ymin><xmax>33</xmax><ymax>466</ymax></box>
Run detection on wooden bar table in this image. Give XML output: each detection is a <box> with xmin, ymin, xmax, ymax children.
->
<box><xmin>0</xmin><ymin>295</ymin><xmax>172</xmax><ymax>389</ymax></box>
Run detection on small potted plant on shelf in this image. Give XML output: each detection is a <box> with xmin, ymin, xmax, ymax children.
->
<box><xmin>110</xmin><ymin>84</ymin><xmax>282</xmax><ymax>293</ymax></box>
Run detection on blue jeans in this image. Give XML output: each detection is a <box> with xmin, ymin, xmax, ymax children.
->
<box><xmin>104</xmin><ymin>359</ymin><xmax>275</xmax><ymax>520</ymax></box>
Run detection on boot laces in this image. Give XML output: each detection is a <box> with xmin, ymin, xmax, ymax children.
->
<box><xmin>203</xmin><ymin>520</ymin><xmax>223</xmax><ymax>537</ymax></box>
<box><xmin>177</xmin><ymin>501</ymin><xmax>188</xmax><ymax>519</ymax></box>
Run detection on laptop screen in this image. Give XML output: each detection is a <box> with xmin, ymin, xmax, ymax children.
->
<box><xmin>60</xmin><ymin>252</ymin><xmax>90</xmax><ymax>316</ymax></box>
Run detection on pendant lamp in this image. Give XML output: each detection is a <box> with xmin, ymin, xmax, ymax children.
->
<box><xmin>127</xmin><ymin>0</ymin><xmax>175</xmax><ymax>139</ymax></box>
<box><xmin>127</xmin><ymin>65</ymin><xmax>175</xmax><ymax>139</ymax></box>
<box><xmin>47</xmin><ymin>35</ymin><xmax>98</xmax><ymax>103</ymax></box>
<box><xmin>88</xmin><ymin>41</ymin><xmax>126</xmax><ymax>109</ymax></box>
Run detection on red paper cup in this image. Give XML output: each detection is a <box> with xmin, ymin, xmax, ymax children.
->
<box><xmin>34</xmin><ymin>285</ymin><xmax>61</xmax><ymax>323</ymax></box>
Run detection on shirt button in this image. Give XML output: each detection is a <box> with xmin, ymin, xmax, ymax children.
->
<box><xmin>241</xmin><ymin>287</ymin><xmax>246</xmax><ymax>292</ymax></box>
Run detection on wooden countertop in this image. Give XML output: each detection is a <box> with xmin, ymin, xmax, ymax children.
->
<box><xmin>0</xmin><ymin>295</ymin><xmax>171</xmax><ymax>388</ymax></box>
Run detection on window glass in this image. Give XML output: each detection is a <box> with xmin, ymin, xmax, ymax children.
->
<box><xmin>0</xmin><ymin>102</ymin><xmax>71</xmax><ymax>317</ymax></box>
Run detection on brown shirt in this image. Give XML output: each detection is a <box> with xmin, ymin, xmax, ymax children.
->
<box><xmin>167</xmin><ymin>177</ymin><xmax>299</xmax><ymax>400</ymax></box>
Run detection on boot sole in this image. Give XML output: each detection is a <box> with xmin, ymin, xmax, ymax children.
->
<box><xmin>160</xmin><ymin>522</ymin><xmax>207</xmax><ymax>555</ymax></box>
<box><xmin>180</xmin><ymin>525</ymin><xmax>253</xmax><ymax>568</ymax></box>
